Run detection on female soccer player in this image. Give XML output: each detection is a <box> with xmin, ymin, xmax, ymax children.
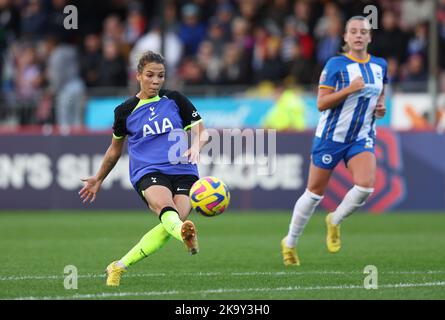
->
<box><xmin>281</xmin><ymin>16</ymin><xmax>387</xmax><ymax>266</ymax></box>
<box><xmin>79</xmin><ymin>51</ymin><xmax>208</xmax><ymax>286</ymax></box>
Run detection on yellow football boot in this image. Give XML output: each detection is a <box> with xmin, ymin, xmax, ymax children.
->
<box><xmin>281</xmin><ymin>237</ymin><xmax>300</xmax><ymax>266</ymax></box>
<box><xmin>181</xmin><ymin>220</ymin><xmax>199</xmax><ymax>255</ymax></box>
<box><xmin>326</xmin><ymin>213</ymin><xmax>341</xmax><ymax>253</ymax></box>
<box><xmin>105</xmin><ymin>261</ymin><xmax>126</xmax><ymax>286</ymax></box>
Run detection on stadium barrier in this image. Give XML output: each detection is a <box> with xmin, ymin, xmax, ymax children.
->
<box><xmin>0</xmin><ymin>129</ymin><xmax>443</xmax><ymax>212</ymax></box>
<box><xmin>84</xmin><ymin>93</ymin><xmax>393</xmax><ymax>130</ymax></box>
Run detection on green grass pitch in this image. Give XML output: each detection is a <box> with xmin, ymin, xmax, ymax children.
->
<box><xmin>1</xmin><ymin>211</ymin><xmax>444</xmax><ymax>300</ymax></box>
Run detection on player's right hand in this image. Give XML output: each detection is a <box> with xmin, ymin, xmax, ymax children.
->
<box><xmin>79</xmin><ymin>177</ymin><xmax>102</xmax><ymax>203</ymax></box>
<box><xmin>348</xmin><ymin>76</ymin><xmax>365</xmax><ymax>93</ymax></box>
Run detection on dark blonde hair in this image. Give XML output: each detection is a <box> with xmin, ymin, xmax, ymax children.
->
<box><xmin>341</xmin><ymin>16</ymin><xmax>372</xmax><ymax>53</ymax></box>
<box><xmin>137</xmin><ymin>51</ymin><xmax>165</xmax><ymax>73</ymax></box>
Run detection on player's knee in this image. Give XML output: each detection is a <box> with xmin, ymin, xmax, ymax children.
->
<box><xmin>149</xmin><ymin>199</ymin><xmax>176</xmax><ymax>215</ymax></box>
<box><xmin>354</xmin><ymin>177</ymin><xmax>375</xmax><ymax>189</ymax></box>
<box><xmin>306</xmin><ymin>183</ymin><xmax>326</xmax><ymax>196</ymax></box>
<box><xmin>353</xmin><ymin>184</ymin><xmax>374</xmax><ymax>204</ymax></box>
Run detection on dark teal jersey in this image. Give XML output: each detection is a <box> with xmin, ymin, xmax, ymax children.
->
<box><xmin>112</xmin><ymin>89</ymin><xmax>202</xmax><ymax>188</ymax></box>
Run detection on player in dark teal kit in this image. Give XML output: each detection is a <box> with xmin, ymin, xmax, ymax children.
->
<box><xmin>79</xmin><ymin>51</ymin><xmax>209</xmax><ymax>286</ymax></box>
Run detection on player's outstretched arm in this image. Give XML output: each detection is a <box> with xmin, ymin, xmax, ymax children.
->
<box><xmin>79</xmin><ymin>137</ymin><xmax>125</xmax><ymax>203</ymax></box>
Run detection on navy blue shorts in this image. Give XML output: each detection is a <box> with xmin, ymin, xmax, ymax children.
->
<box><xmin>311</xmin><ymin>136</ymin><xmax>375</xmax><ymax>170</ymax></box>
<box><xmin>136</xmin><ymin>172</ymin><xmax>199</xmax><ymax>205</ymax></box>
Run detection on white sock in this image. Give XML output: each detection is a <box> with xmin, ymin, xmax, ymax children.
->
<box><xmin>286</xmin><ymin>189</ymin><xmax>323</xmax><ymax>247</ymax></box>
<box><xmin>331</xmin><ymin>185</ymin><xmax>374</xmax><ymax>225</ymax></box>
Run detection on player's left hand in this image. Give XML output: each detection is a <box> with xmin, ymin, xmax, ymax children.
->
<box><xmin>183</xmin><ymin>146</ymin><xmax>200</xmax><ymax>165</ymax></box>
<box><xmin>375</xmin><ymin>103</ymin><xmax>386</xmax><ymax>119</ymax></box>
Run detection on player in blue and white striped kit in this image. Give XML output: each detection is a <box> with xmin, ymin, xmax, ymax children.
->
<box><xmin>281</xmin><ymin>16</ymin><xmax>387</xmax><ymax>266</ymax></box>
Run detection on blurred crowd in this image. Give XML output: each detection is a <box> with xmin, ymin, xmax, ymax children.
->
<box><xmin>1</xmin><ymin>0</ymin><xmax>445</xmax><ymax>127</ymax></box>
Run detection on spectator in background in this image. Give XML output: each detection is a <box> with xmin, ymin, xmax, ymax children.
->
<box><xmin>314</xmin><ymin>1</ymin><xmax>343</xmax><ymax>39</ymax></box>
<box><xmin>102</xmin><ymin>14</ymin><xmax>131</xmax><ymax>61</ymax></box>
<box><xmin>400</xmin><ymin>0</ymin><xmax>433</xmax><ymax>31</ymax></box>
<box><xmin>231</xmin><ymin>16</ymin><xmax>254</xmax><ymax>53</ymax></box>
<box><xmin>46</xmin><ymin>36</ymin><xmax>86</xmax><ymax>131</ymax></box>
<box><xmin>254</xmin><ymin>36</ymin><xmax>285</xmax><ymax>83</ymax></box>
<box><xmin>47</xmin><ymin>0</ymin><xmax>72</xmax><ymax>42</ymax></box>
<box><xmin>316</xmin><ymin>16</ymin><xmax>342</xmax><ymax>66</ymax></box>
<box><xmin>407</xmin><ymin>23</ymin><xmax>428</xmax><ymax>61</ymax></box>
<box><xmin>0</xmin><ymin>0</ymin><xmax>20</xmax><ymax>95</ymax></box>
<box><xmin>97</xmin><ymin>39</ymin><xmax>127</xmax><ymax>88</ymax></box>
<box><xmin>386</xmin><ymin>56</ymin><xmax>401</xmax><ymax>85</ymax></box>
<box><xmin>281</xmin><ymin>17</ymin><xmax>300</xmax><ymax>64</ymax></box>
<box><xmin>287</xmin><ymin>0</ymin><xmax>314</xmax><ymax>60</ymax></box>
<box><xmin>177</xmin><ymin>56</ymin><xmax>205</xmax><ymax>85</ymax></box>
<box><xmin>196</xmin><ymin>40</ymin><xmax>221</xmax><ymax>83</ymax></box>
<box><xmin>20</xmin><ymin>0</ymin><xmax>47</xmax><ymax>40</ymax></box>
<box><xmin>164</xmin><ymin>0</ymin><xmax>180</xmax><ymax>34</ymax></box>
<box><xmin>265</xmin><ymin>0</ymin><xmax>291</xmax><ymax>31</ymax></box>
<box><xmin>130</xmin><ymin>20</ymin><xmax>183</xmax><ymax>82</ymax></box>
<box><xmin>213</xmin><ymin>2</ymin><xmax>235</xmax><ymax>41</ymax></box>
<box><xmin>280</xmin><ymin>16</ymin><xmax>312</xmax><ymax>85</ymax></box>
<box><xmin>124</xmin><ymin>2</ymin><xmax>147</xmax><ymax>46</ymax></box>
<box><xmin>251</xmin><ymin>24</ymin><xmax>269</xmax><ymax>77</ymax></box>
<box><xmin>190</xmin><ymin>0</ymin><xmax>216</xmax><ymax>22</ymax></box>
<box><xmin>218</xmin><ymin>42</ymin><xmax>249</xmax><ymax>84</ymax></box>
<box><xmin>103</xmin><ymin>14</ymin><xmax>125</xmax><ymax>44</ymax></box>
<box><xmin>80</xmin><ymin>33</ymin><xmax>102</xmax><ymax>87</ymax></box>
<box><xmin>178</xmin><ymin>3</ymin><xmax>206</xmax><ymax>57</ymax></box>
<box><xmin>284</xmin><ymin>42</ymin><xmax>313</xmax><ymax>85</ymax></box>
<box><xmin>370</xmin><ymin>10</ymin><xmax>408</xmax><ymax>62</ymax></box>
<box><xmin>14</xmin><ymin>44</ymin><xmax>43</xmax><ymax>124</ymax></box>
<box><xmin>400</xmin><ymin>54</ymin><xmax>428</xmax><ymax>92</ymax></box>
<box><xmin>205</xmin><ymin>17</ymin><xmax>226</xmax><ymax>57</ymax></box>
<box><xmin>376</xmin><ymin>0</ymin><xmax>401</xmax><ymax>16</ymax></box>
<box><xmin>237</xmin><ymin>0</ymin><xmax>261</xmax><ymax>26</ymax></box>
<box><xmin>0</xmin><ymin>0</ymin><xmax>20</xmax><ymax>51</ymax></box>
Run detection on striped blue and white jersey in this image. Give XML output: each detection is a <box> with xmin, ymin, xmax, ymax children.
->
<box><xmin>316</xmin><ymin>54</ymin><xmax>387</xmax><ymax>143</ymax></box>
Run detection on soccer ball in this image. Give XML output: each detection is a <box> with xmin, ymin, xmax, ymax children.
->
<box><xmin>189</xmin><ymin>176</ymin><xmax>230</xmax><ymax>217</ymax></box>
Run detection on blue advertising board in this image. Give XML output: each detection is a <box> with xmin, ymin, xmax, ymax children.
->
<box><xmin>85</xmin><ymin>94</ymin><xmax>392</xmax><ymax>130</ymax></box>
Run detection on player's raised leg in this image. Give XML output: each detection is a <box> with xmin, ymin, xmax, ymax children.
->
<box><xmin>327</xmin><ymin>152</ymin><xmax>375</xmax><ymax>253</ymax></box>
<box><xmin>174</xmin><ymin>194</ymin><xmax>199</xmax><ymax>254</ymax></box>
<box><xmin>145</xmin><ymin>186</ymin><xmax>198</xmax><ymax>254</ymax></box>
<box><xmin>105</xmin><ymin>186</ymin><xmax>194</xmax><ymax>286</ymax></box>
<box><xmin>282</xmin><ymin>163</ymin><xmax>330</xmax><ymax>266</ymax></box>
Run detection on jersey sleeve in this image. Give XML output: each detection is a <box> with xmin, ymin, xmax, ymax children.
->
<box><xmin>112</xmin><ymin>105</ymin><xmax>128</xmax><ymax>139</ymax></box>
<box><xmin>163</xmin><ymin>90</ymin><xmax>203</xmax><ymax>131</ymax></box>
<box><xmin>112</xmin><ymin>97</ymin><xmax>139</xmax><ymax>139</ymax></box>
<box><xmin>319</xmin><ymin>58</ymin><xmax>339</xmax><ymax>90</ymax></box>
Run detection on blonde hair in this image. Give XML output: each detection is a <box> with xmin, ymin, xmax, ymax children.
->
<box><xmin>342</xmin><ymin>16</ymin><xmax>371</xmax><ymax>53</ymax></box>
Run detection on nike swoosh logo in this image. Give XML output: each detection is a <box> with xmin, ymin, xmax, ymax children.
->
<box><xmin>149</xmin><ymin>115</ymin><xmax>159</xmax><ymax>121</ymax></box>
<box><xmin>177</xmin><ymin>188</ymin><xmax>188</xmax><ymax>191</ymax></box>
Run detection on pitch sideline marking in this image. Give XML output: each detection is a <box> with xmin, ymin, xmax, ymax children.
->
<box><xmin>8</xmin><ymin>281</ymin><xmax>445</xmax><ymax>300</ymax></box>
<box><xmin>1</xmin><ymin>270</ymin><xmax>445</xmax><ymax>281</ymax></box>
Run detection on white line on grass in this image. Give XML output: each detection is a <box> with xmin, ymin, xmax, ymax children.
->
<box><xmin>1</xmin><ymin>270</ymin><xmax>445</xmax><ymax>282</ymax></box>
<box><xmin>9</xmin><ymin>281</ymin><xmax>445</xmax><ymax>300</ymax></box>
